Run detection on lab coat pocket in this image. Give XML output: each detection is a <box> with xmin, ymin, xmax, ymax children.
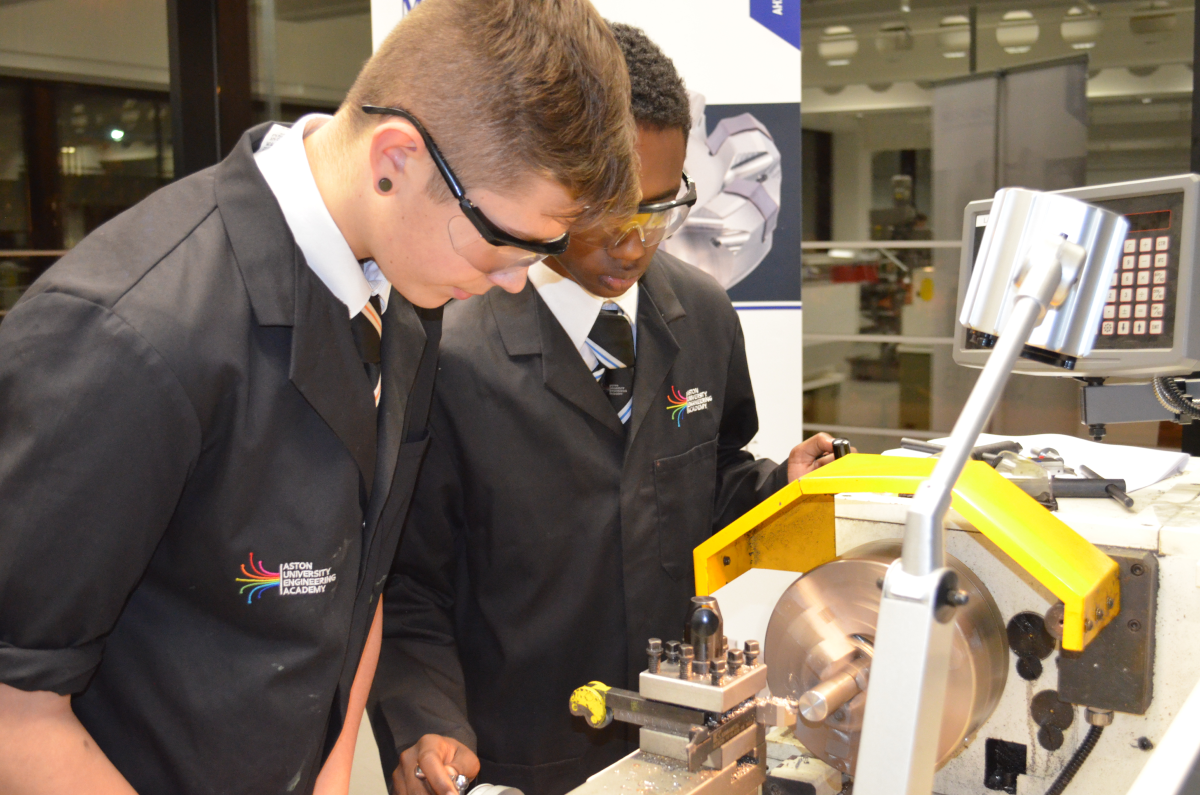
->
<box><xmin>654</xmin><ymin>437</ymin><xmax>719</xmax><ymax>582</ymax></box>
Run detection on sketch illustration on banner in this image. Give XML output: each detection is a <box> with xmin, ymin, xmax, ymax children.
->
<box><xmin>660</xmin><ymin>92</ymin><xmax>782</xmax><ymax>291</ymax></box>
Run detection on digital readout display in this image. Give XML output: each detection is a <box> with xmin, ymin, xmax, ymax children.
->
<box><xmin>1124</xmin><ymin>210</ymin><xmax>1172</xmax><ymax>232</ymax></box>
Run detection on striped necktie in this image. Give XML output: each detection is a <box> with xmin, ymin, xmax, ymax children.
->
<box><xmin>350</xmin><ymin>295</ymin><xmax>383</xmax><ymax>406</ymax></box>
<box><xmin>586</xmin><ymin>303</ymin><xmax>635</xmax><ymax>425</ymax></box>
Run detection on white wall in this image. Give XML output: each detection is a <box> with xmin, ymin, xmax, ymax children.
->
<box><xmin>0</xmin><ymin>0</ymin><xmax>368</xmax><ymax>105</ymax></box>
<box><xmin>0</xmin><ymin>0</ymin><xmax>169</xmax><ymax>87</ymax></box>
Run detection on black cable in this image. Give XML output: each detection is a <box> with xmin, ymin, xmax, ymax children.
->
<box><xmin>1044</xmin><ymin>724</ymin><xmax>1104</xmax><ymax>795</ymax></box>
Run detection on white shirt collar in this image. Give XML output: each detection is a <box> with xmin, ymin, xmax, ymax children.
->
<box><xmin>528</xmin><ymin>262</ymin><xmax>639</xmax><ymax>365</ymax></box>
<box><xmin>253</xmin><ymin>114</ymin><xmax>391</xmax><ymax>318</ymax></box>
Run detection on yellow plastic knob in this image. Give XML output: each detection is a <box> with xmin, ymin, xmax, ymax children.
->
<box><xmin>569</xmin><ymin>681</ymin><xmax>613</xmax><ymax>729</ymax></box>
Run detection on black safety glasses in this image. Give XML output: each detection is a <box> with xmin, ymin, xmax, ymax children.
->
<box><xmin>361</xmin><ymin>105</ymin><xmax>569</xmax><ymax>263</ymax></box>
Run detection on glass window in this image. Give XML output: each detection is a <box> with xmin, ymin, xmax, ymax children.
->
<box><xmin>57</xmin><ymin>86</ymin><xmax>171</xmax><ymax>249</ymax></box>
<box><xmin>252</xmin><ymin>1</ymin><xmax>371</xmax><ymax>122</ymax></box>
<box><xmin>0</xmin><ymin>85</ymin><xmax>28</xmax><ymax>314</ymax></box>
<box><xmin>803</xmin><ymin>1</ymin><xmax>1195</xmax><ymax>451</ymax></box>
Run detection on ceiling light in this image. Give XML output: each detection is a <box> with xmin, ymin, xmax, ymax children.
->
<box><xmin>110</xmin><ymin>129</ymin><xmax>125</xmax><ymax>142</ymax></box>
<box><xmin>938</xmin><ymin>15</ymin><xmax>971</xmax><ymax>59</ymax></box>
<box><xmin>819</xmin><ymin>25</ymin><xmax>859</xmax><ymax>66</ymax></box>
<box><xmin>1061</xmin><ymin>6</ymin><xmax>1103</xmax><ymax>49</ymax></box>
<box><xmin>997</xmin><ymin>10</ymin><xmax>1039</xmax><ymax>54</ymax></box>
<box><xmin>876</xmin><ymin>22</ymin><xmax>913</xmax><ymax>54</ymax></box>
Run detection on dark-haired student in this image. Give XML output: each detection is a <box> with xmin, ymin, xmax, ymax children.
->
<box><xmin>369</xmin><ymin>23</ymin><xmax>842</xmax><ymax>795</ymax></box>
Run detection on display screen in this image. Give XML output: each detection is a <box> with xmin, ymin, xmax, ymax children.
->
<box><xmin>1124</xmin><ymin>210</ymin><xmax>1171</xmax><ymax>232</ymax></box>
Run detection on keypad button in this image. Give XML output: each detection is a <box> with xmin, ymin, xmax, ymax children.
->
<box><xmin>1133</xmin><ymin>320</ymin><xmax>1147</xmax><ymax>334</ymax></box>
<box><xmin>1155</xmin><ymin>253</ymin><xmax>1168</xmax><ymax>268</ymax></box>
<box><xmin>1134</xmin><ymin>304</ymin><xmax>1148</xmax><ymax>319</ymax></box>
<box><xmin>1138</xmin><ymin>254</ymin><xmax>1152</xmax><ymax>268</ymax></box>
<box><xmin>1157</xmin><ymin>236</ymin><xmax>1170</xmax><ymax>251</ymax></box>
<box><xmin>1151</xmin><ymin>303</ymin><xmax>1164</xmax><ymax>318</ymax></box>
<box><xmin>1121</xmin><ymin>272</ymin><xmax>1135</xmax><ymax>286</ymax></box>
<box><xmin>1118</xmin><ymin>320</ymin><xmax>1131</xmax><ymax>334</ymax></box>
<box><xmin>1102</xmin><ymin>320</ymin><xmax>1115</xmax><ymax>335</ymax></box>
<box><xmin>1125</xmin><ymin>239</ymin><xmax>1137</xmax><ymax>253</ymax></box>
<box><xmin>1119</xmin><ymin>304</ymin><xmax>1132</xmax><ymax>319</ymax></box>
<box><xmin>1150</xmin><ymin>320</ymin><xmax>1164</xmax><ymax>334</ymax></box>
<box><xmin>1137</xmin><ymin>271</ymin><xmax>1151</xmax><ymax>285</ymax></box>
<box><xmin>1120</xmin><ymin>288</ymin><xmax>1134</xmax><ymax>302</ymax></box>
<box><xmin>1108</xmin><ymin>288</ymin><xmax>1118</xmax><ymax>302</ymax></box>
<box><xmin>1152</xmin><ymin>286</ymin><xmax>1166</xmax><ymax>301</ymax></box>
<box><xmin>1140</xmin><ymin>238</ymin><xmax>1153</xmax><ymax>252</ymax></box>
<box><xmin>1123</xmin><ymin>255</ymin><xmax>1136</xmax><ymax>269</ymax></box>
<box><xmin>1136</xmin><ymin>287</ymin><xmax>1149</xmax><ymax>302</ymax></box>
<box><xmin>1103</xmin><ymin>305</ymin><xmax>1116</xmax><ymax>319</ymax></box>
<box><xmin>1153</xmin><ymin>270</ymin><xmax>1168</xmax><ymax>284</ymax></box>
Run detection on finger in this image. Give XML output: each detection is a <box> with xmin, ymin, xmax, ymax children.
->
<box><xmin>399</xmin><ymin>748</ymin><xmax>422</xmax><ymax>795</ymax></box>
<box><xmin>418</xmin><ymin>749</ymin><xmax>459</xmax><ymax>795</ymax></box>
<box><xmin>396</xmin><ymin>768</ymin><xmax>415</xmax><ymax>795</ymax></box>
<box><xmin>450</xmin><ymin>745</ymin><xmax>482</xmax><ymax>779</ymax></box>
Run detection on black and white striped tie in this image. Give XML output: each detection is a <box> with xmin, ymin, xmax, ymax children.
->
<box><xmin>586</xmin><ymin>303</ymin><xmax>634</xmax><ymax>425</ymax></box>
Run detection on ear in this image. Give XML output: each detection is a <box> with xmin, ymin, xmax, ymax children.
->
<box><xmin>369</xmin><ymin>120</ymin><xmax>427</xmax><ymax>195</ymax></box>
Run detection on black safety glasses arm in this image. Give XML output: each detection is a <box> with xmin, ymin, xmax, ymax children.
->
<box><xmin>636</xmin><ymin>172</ymin><xmax>698</xmax><ymax>214</ymax></box>
<box><xmin>361</xmin><ymin>105</ymin><xmax>569</xmax><ymax>257</ymax></box>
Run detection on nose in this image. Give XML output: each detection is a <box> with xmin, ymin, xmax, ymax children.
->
<box><xmin>487</xmin><ymin>266</ymin><xmax>530</xmax><ymax>294</ymax></box>
<box><xmin>609</xmin><ymin>230</ymin><xmax>647</xmax><ymax>263</ymax></box>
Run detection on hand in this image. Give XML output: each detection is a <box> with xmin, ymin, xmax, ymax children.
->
<box><xmin>394</xmin><ymin>734</ymin><xmax>480</xmax><ymax>795</ymax></box>
<box><xmin>786</xmin><ymin>433</ymin><xmax>854</xmax><ymax>481</ymax></box>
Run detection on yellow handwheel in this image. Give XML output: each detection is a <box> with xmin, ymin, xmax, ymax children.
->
<box><xmin>569</xmin><ymin>681</ymin><xmax>613</xmax><ymax>729</ymax></box>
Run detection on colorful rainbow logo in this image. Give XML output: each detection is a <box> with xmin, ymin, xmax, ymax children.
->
<box><xmin>667</xmin><ymin>386</ymin><xmax>688</xmax><ymax>427</ymax></box>
<box><xmin>236</xmin><ymin>553</ymin><xmax>280</xmax><ymax>603</ymax></box>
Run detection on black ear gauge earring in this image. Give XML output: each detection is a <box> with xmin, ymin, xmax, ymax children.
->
<box><xmin>378</xmin><ymin>177</ymin><xmax>393</xmax><ymax>193</ymax></box>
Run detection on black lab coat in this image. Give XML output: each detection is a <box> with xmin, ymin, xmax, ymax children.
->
<box><xmin>369</xmin><ymin>253</ymin><xmax>787</xmax><ymax>795</ymax></box>
<box><xmin>0</xmin><ymin>124</ymin><xmax>439</xmax><ymax>795</ymax></box>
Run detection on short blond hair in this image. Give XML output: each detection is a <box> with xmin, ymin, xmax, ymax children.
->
<box><xmin>343</xmin><ymin>0</ymin><xmax>639</xmax><ymax>225</ymax></box>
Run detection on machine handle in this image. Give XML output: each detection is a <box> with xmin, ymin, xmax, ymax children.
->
<box><xmin>832</xmin><ymin>438</ymin><xmax>852</xmax><ymax>459</ymax></box>
<box><xmin>569</xmin><ymin>682</ymin><xmax>613</xmax><ymax>729</ymax></box>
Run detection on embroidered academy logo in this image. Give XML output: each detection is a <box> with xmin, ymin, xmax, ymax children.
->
<box><xmin>235</xmin><ymin>553</ymin><xmax>337</xmax><ymax>604</ymax></box>
<box><xmin>666</xmin><ymin>385</ymin><xmax>713</xmax><ymax>427</ymax></box>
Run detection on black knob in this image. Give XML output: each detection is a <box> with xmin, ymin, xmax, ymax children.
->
<box><xmin>832</xmin><ymin>438</ymin><xmax>852</xmax><ymax>459</ymax></box>
<box><xmin>684</xmin><ymin>596</ymin><xmax>723</xmax><ymax>664</ymax></box>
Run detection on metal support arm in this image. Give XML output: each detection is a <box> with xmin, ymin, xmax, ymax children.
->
<box><xmin>853</xmin><ymin>240</ymin><xmax>1076</xmax><ymax>795</ymax></box>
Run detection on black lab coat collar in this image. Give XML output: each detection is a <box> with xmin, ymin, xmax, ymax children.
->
<box><xmin>489</xmin><ymin>263</ymin><xmax>685</xmax><ymax>442</ymax></box>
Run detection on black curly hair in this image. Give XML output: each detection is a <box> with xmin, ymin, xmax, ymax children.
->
<box><xmin>609</xmin><ymin>22</ymin><xmax>692</xmax><ymax>136</ymax></box>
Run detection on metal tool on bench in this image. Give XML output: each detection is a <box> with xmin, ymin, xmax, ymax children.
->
<box><xmin>899</xmin><ymin>438</ymin><xmax>1023</xmax><ymax>462</ymax></box>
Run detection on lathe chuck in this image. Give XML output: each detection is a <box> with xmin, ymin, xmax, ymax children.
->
<box><xmin>764</xmin><ymin>540</ymin><xmax>1008</xmax><ymax>776</ymax></box>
